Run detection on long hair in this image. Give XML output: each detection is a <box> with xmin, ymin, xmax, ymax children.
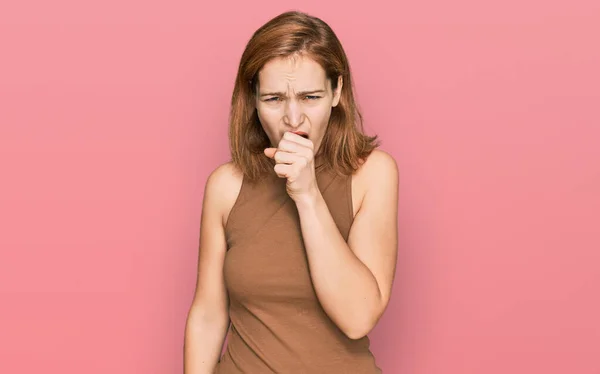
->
<box><xmin>229</xmin><ymin>10</ymin><xmax>379</xmax><ymax>182</ymax></box>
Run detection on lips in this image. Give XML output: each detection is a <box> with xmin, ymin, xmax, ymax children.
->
<box><xmin>291</xmin><ymin>131</ymin><xmax>309</xmax><ymax>139</ymax></box>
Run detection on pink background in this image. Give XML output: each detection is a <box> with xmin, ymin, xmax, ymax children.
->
<box><xmin>1</xmin><ymin>0</ymin><xmax>599</xmax><ymax>373</ymax></box>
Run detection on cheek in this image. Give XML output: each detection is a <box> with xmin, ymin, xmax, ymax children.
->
<box><xmin>306</xmin><ymin>105</ymin><xmax>332</xmax><ymax>127</ymax></box>
<box><xmin>257</xmin><ymin>107</ymin><xmax>278</xmax><ymax>129</ymax></box>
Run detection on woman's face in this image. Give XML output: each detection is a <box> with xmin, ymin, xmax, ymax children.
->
<box><xmin>255</xmin><ymin>54</ymin><xmax>342</xmax><ymax>154</ymax></box>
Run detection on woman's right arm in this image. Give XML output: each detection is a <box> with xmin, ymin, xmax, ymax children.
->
<box><xmin>184</xmin><ymin>163</ymin><xmax>241</xmax><ymax>374</ymax></box>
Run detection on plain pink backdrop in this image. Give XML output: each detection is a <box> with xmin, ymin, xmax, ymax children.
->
<box><xmin>1</xmin><ymin>0</ymin><xmax>599</xmax><ymax>373</ymax></box>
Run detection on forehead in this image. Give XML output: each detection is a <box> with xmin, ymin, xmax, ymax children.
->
<box><xmin>258</xmin><ymin>55</ymin><xmax>327</xmax><ymax>89</ymax></box>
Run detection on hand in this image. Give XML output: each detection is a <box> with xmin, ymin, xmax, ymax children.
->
<box><xmin>264</xmin><ymin>131</ymin><xmax>318</xmax><ymax>203</ymax></box>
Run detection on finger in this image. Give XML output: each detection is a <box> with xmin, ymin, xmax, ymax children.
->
<box><xmin>273</xmin><ymin>163</ymin><xmax>292</xmax><ymax>178</ymax></box>
<box><xmin>264</xmin><ymin>147</ymin><xmax>277</xmax><ymax>158</ymax></box>
<box><xmin>284</xmin><ymin>131</ymin><xmax>314</xmax><ymax>148</ymax></box>
<box><xmin>277</xmin><ymin>139</ymin><xmax>313</xmax><ymax>160</ymax></box>
<box><xmin>273</xmin><ymin>150</ymin><xmax>302</xmax><ymax>165</ymax></box>
<box><xmin>277</xmin><ymin>138</ymin><xmax>302</xmax><ymax>153</ymax></box>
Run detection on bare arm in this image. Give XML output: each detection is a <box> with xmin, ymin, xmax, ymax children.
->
<box><xmin>184</xmin><ymin>163</ymin><xmax>240</xmax><ymax>373</ymax></box>
<box><xmin>295</xmin><ymin>150</ymin><xmax>399</xmax><ymax>339</ymax></box>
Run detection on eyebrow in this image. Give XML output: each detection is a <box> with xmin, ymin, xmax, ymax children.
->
<box><xmin>259</xmin><ymin>89</ymin><xmax>326</xmax><ymax>97</ymax></box>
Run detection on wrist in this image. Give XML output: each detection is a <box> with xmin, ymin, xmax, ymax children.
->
<box><xmin>294</xmin><ymin>185</ymin><xmax>321</xmax><ymax>211</ymax></box>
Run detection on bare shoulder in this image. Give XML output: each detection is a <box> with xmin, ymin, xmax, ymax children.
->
<box><xmin>358</xmin><ymin>149</ymin><xmax>398</xmax><ymax>179</ymax></box>
<box><xmin>351</xmin><ymin>149</ymin><xmax>399</xmax><ymax>217</ymax></box>
<box><xmin>204</xmin><ymin>161</ymin><xmax>244</xmax><ymax>227</ymax></box>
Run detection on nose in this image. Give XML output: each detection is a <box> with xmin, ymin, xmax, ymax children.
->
<box><xmin>283</xmin><ymin>99</ymin><xmax>305</xmax><ymax>128</ymax></box>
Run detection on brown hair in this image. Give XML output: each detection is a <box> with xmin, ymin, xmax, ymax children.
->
<box><xmin>228</xmin><ymin>10</ymin><xmax>379</xmax><ymax>182</ymax></box>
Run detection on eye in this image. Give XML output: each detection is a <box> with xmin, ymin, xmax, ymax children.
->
<box><xmin>265</xmin><ymin>97</ymin><xmax>281</xmax><ymax>102</ymax></box>
<box><xmin>304</xmin><ymin>95</ymin><xmax>321</xmax><ymax>100</ymax></box>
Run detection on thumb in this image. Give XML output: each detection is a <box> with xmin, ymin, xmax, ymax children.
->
<box><xmin>264</xmin><ymin>147</ymin><xmax>277</xmax><ymax>158</ymax></box>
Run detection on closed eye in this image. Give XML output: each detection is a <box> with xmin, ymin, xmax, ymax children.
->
<box><xmin>304</xmin><ymin>95</ymin><xmax>321</xmax><ymax>100</ymax></box>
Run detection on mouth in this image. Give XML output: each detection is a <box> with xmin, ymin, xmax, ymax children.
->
<box><xmin>291</xmin><ymin>131</ymin><xmax>309</xmax><ymax>139</ymax></box>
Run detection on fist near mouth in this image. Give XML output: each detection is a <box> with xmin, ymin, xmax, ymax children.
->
<box><xmin>264</xmin><ymin>131</ymin><xmax>318</xmax><ymax>202</ymax></box>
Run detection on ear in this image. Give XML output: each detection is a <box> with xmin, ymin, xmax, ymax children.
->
<box><xmin>332</xmin><ymin>75</ymin><xmax>343</xmax><ymax>107</ymax></box>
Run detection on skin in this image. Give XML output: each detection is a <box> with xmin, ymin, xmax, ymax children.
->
<box><xmin>184</xmin><ymin>54</ymin><xmax>399</xmax><ymax>373</ymax></box>
<box><xmin>257</xmin><ymin>54</ymin><xmax>341</xmax><ymax>201</ymax></box>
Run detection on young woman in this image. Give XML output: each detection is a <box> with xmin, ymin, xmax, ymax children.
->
<box><xmin>184</xmin><ymin>10</ymin><xmax>399</xmax><ymax>373</ymax></box>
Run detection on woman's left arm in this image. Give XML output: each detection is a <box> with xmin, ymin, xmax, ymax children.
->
<box><xmin>295</xmin><ymin>150</ymin><xmax>399</xmax><ymax>340</ymax></box>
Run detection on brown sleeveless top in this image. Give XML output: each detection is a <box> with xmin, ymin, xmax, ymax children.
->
<box><xmin>215</xmin><ymin>154</ymin><xmax>382</xmax><ymax>373</ymax></box>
